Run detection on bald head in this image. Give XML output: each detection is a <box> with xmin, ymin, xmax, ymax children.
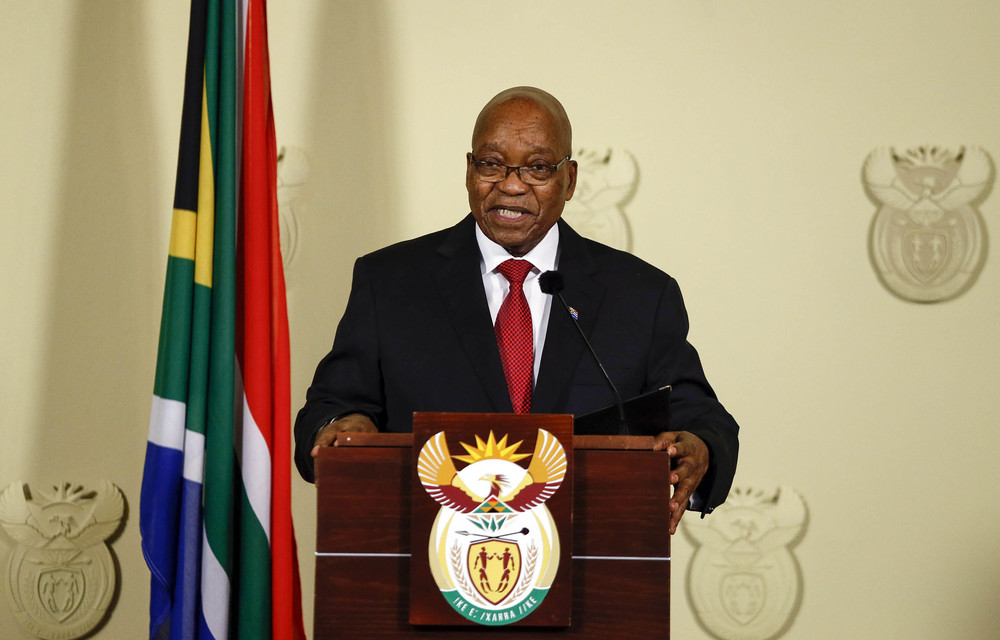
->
<box><xmin>472</xmin><ymin>86</ymin><xmax>573</xmax><ymax>157</ymax></box>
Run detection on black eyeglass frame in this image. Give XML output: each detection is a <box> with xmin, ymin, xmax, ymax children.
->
<box><xmin>468</xmin><ymin>153</ymin><xmax>572</xmax><ymax>185</ymax></box>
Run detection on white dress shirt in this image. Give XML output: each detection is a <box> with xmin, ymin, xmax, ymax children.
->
<box><xmin>475</xmin><ymin>223</ymin><xmax>560</xmax><ymax>385</ymax></box>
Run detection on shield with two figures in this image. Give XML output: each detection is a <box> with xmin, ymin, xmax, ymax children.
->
<box><xmin>468</xmin><ymin>539</ymin><xmax>521</xmax><ymax>605</ymax></box>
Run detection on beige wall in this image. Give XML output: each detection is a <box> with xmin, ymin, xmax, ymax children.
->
<box><xmin>2</xmin><ymin>2</ymin><xmax>998</xmax><ymax>638</ymax></box>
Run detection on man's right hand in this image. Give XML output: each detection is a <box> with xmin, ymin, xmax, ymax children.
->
<box><xmin>310</xmin><ymin>413</ymin><xmax>378</xmax><ymax>458</ymax></box>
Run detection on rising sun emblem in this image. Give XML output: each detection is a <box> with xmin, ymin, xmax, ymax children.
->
<box><xmin>417</xmin><ymin>429</ymin><xmax>566</xmax><ymax>625</ymax></box>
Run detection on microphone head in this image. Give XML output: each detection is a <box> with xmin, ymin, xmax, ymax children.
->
<box><xmin>539</xmin><ymin>270</ymin><xmax>565</xmax><ymax>294</ymax></box>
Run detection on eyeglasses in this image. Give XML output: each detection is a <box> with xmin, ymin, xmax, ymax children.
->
<box><xmin>468</xmin><ymin>154</ymin><xmax>571</xmax><ymax>186</ymax></box>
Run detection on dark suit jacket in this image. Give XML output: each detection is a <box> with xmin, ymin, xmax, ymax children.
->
<box><xmin>294</xmin><ymin>215</ymin><xmax>739</xmax><ymax>513</ymax></box>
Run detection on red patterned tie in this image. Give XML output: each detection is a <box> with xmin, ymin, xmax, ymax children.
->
<box><xmin>495</xmin><ymin>259</ymin><xmax>534</xmax><ymax>413</ymax></box>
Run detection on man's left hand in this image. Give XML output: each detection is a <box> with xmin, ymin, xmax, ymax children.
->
<box><xmin>653</xmin><ymin>431</ymin><xmax>709</xmax><ymax>535</ymax></box>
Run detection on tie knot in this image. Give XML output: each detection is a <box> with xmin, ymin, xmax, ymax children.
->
<box><xmin>497</xmin><ymin>259</ymin><xmax>533</xmax><ymax>286</ymax></box>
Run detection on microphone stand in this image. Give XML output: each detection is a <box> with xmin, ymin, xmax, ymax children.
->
<box><xmin>539</xmin><ymin>271</ymin><xmax>629</xmax><ymax>436</ymax></box>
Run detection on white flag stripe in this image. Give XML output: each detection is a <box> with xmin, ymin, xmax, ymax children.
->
<box><xmin>201</xmin><ymin>527</ymin><xmax>231</xmax><ymax>640</ymax></box>
<box><xmin>182</xmin><ymin>429</ymin><xmax>206</xmax><ymax>483</ymax></box>
<box><xmin>240</xmin><ymin>394</ymin><xmax>272</xmax><ymax>540</ymax></box>
<box><xmin>148</xmin><ymin>395</ymin><xmax>186</xmax><ymax>450</ymax></box>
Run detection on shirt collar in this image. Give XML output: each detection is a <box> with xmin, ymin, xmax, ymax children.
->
<box><xmin>475</xmin><ymin>222</ymin><xmax>560</xmax><ymax>276</ymax></box>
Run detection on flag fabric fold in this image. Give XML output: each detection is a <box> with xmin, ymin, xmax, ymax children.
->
<box><xmin>140</xmin><ymin>1</ymin><xmax>305</xmax><ymax>638</ymax></box>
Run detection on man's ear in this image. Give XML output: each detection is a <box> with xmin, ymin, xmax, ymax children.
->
<box><xmin>465</xmin><ymin>153</ymin><xmax>477</xmax><ymax>191</ymax></box>
<box><xmin>564</xmin><ymin>160</ymin><xmax>578</xmax><ymax>201</ymax></box>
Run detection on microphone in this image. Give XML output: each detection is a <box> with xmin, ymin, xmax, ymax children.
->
<box><xmin>539</xmin><ymin>271</ymin><xmax>629</xmax><ymax>435</ymax></box>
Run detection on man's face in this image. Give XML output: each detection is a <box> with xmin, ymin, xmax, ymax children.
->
<box><xmin>466</xmin><ymin>99</ymin><xmax>577</xmax><ymax>257</ymax></box>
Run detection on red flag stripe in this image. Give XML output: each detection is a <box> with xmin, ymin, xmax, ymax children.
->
<box><xmin>242</xmin><ymin>0</ymin><xmax>305</xmax><ymax>638</ymax></box>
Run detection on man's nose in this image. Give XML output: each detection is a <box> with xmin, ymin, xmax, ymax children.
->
<box><xmin>497</xmin><ymin>167</ymin><xmax>530</xmax><ymax>194</ymax></box>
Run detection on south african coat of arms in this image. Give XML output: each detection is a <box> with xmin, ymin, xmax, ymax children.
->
<box><xmin>0</xmin><ymin>481</ymin><xmax>123</xmax><ymax>640</ymax></box>
<box><xmin>415</xmin><ymin>428</ymin><xmax>568</xmax><ymax>626</ymax></box>
<box><xmin>864</xmin><ymin>145</ymin><xmax>993</xmax><ymax>301</ymax></box>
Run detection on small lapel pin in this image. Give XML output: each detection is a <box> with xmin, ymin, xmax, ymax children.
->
<box><xmin>568</xmin><ymin>306</ymin><xmax>579</xmax><ymax>321</ymax></box>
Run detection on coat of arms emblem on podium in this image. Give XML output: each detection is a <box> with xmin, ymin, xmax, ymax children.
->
<box><xmin>416</xmin><ymin>429</ymin><xmax>567</xmax><ymax>625</ymax></box>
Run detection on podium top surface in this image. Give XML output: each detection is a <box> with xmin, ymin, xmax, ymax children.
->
<box><xmin>332</xmin><ymin>432</ymin><xmax>656</xmax><ymax>450</ymax></box>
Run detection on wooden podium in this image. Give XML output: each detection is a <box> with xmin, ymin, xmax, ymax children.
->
<box><xmin>313</xmin><ymin>416</ymin><xmax>671</xmax><ymax>639</ymax></box>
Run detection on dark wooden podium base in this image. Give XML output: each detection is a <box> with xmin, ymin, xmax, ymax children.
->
<box><xmin>314</xmin><ymin>434</ymin><xmax>670</xmax><ymax>639</ymax></box>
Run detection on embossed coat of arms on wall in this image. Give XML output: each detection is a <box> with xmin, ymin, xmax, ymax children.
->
<box><xmin>684</xmin><ymin>486</ymin><xmax>807</xmax><ymax>640</ymax></box>
<box><xmin>0</xmin><ymin>482</ymin><xmax>123</xmax><ymax>640</ymax></box>
<box><xmin>863</xmin><ymin>145</ymin><xmax>993</xmax><ymax>302</ymax></box>
<box><xmin>561</xmin><ymin>147</ymin><xmax>638</xmax><ymax>252</ymax></box>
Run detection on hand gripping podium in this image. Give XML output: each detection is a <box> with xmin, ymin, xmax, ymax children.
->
<box><xmin>313</xmin><ymin>413</ymin><xmax>671</xmax><ymax>639</ymax></box>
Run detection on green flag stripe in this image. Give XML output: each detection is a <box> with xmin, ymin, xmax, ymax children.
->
<box><xmin>201</xmin><ymin>0</ymin><xmax>239</xmax><ymax>634</ymax></box>
<box><xmin>184</xmin><ymin>280</ymin><xmax>213</xmax><ymax>438</ymax></box>
<box><xmin>153</xmin><ymin>255</ymin><xmax>195</xmax><ymax>403</ymax></box>
<box><xmin>238</xmin><ymin>487</ymin><xmax>271</xmax><ymax>638</ymax></box>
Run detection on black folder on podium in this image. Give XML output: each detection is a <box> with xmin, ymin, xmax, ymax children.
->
<box><xmin>572</xmin><ymin>385</ymin><xmax>671</xmax><ymax>435</ymax></box>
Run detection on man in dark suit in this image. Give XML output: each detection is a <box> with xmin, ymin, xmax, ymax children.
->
<box><xmin>295</xmin><ymin>87</ymin><xmax>738</xmax><ymax>533</ymax></box>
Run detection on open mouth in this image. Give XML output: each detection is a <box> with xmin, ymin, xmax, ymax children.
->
<box><xmin>492</xmin><ymin>207</ymin><xmax>533</xmax><ymax>221</ymax></box>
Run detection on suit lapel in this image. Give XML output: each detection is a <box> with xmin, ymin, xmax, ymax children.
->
<box><xmin>532</xmin><ymin>221</ymin><xmax>605</xmax><ymax>413</ymax></box>
<box><xmin>432</xmin><ymin>215</ymin><xmax>512</xmax><ymax>413</ymax></box>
